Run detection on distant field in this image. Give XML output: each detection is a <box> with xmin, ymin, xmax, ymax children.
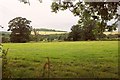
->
<box><xmin>31</xmin><ymin>31</ymin><xmax>68</xmax><ymax>35</ymax></box>
<box><xmin>31</xmin><ymin>31</ymin><xmax>119</xmax><ymax>35</ymax></box>
<box><xmin>3</xmin><ymin>41</ymin><xmax>118</xmax><ymax>78</ymax></box>
<box><xmin>103</xmin><ymin>31</ymin><xmax>119</xmax><ymax>35</ymax></box>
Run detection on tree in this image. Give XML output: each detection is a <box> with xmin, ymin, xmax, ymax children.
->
<box><xmin>82</xmin><ymin>19</ymin><xmax>105</xmax><ymax>40</ymax></box>
<box><xmin>68</xmin><ymin>25</ymin><xmax>82</xmax><ymax>41</ymax></box>
<box><xmin>8</xmin><ymin>17</ymin><xmax>32</xmax><ymax>43</ymax></box>
<box><xmin>68</xmin><ymin>20</ymin><xmax>98</xmax><ymax>41</ymax></box>
<box><xmin>51</xmin><ymin>1</ymin><xmax>120</xmax><ymax>38</ymax></box>
<box><xmin>32</xmin><ymin>28</ymin><xmax>40</xmax><ymax>42</ymax></box>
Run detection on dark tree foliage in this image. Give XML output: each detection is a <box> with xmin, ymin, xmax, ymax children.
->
<box><xmin>68</xmin><ymin>25</ymin><xmax>82</xmax><ymax>41</ymax></box>
<box><xmin>18</xmin><ymin>0</ymin><xmax>42</xmax><ymax>5</ymax></box>
<box><xmin>51</xmin><ymin>1</ymin><xmax>119</xmax><ymax>23</ymax></box>
<box><xmin>8</xmin><ymin>17</ymin><xmax>32</xmax><ymax>43</ymax></box>
<box><xmin>51</xmin><ymin>0</ymin><xmax>120</xmax><ymax>40</ymax></box>
<box><xmin>82</xmin><ymin>20</ymin><xmax>97</xmax><ymax>40</ymax></box>
<box><xmin>68</xmin><ymin>20</ymin><xmax>99</xmax><ymax>41</ymax></box>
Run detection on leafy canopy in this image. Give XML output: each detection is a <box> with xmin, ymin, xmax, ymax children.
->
<box><xmin>51</xmin><ymin>0</ymin><xmax>120</xmax><ymax>31</ymax></box>
<box><xmin>8</xmin><ymin>17</ymin><xmax>32</xmax><ymax>43</ymax></box>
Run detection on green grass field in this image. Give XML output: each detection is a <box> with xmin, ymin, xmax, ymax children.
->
<box><xmin>2</xmin><ymin>41</ymin><xmax>118</xmax><ymax>78</ymax></box>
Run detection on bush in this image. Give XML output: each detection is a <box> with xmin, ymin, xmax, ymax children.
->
<box><xmin>2</xmin><ymin>37</ymin><xmax>10</xmax><ymax>43</ymax></box>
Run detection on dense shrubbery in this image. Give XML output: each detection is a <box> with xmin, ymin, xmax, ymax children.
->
<box><xmin>1</xmin><ymin>32</ymin><xmax>10</xmax><ymax>43</ymax></box>
<box><xmin>2</xmin><ymin>37</ymin><xmax>10</xmax><ymax>43</ymax></box>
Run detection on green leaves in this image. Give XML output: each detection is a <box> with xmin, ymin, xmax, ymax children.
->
<box><xmin>8</xmin><ymin>17</ymin><xmax>32</xmax><ymax>43</ymax></box>
<box><xmin>51</xmin><ymin>2</ymin><xmax>60</xmax><ymax>13</ymax></box>
<box><xmin>8</xmin><ymin>17</ymin><xmax>31</xmax><ymax>31</ymax></box>
<box><xmin>69</xmin><ymin>25</ymin><xmax>82</xmax><ymax>41</ymax></box>
<box><xmin>51</xmin><ymin>1</ymin><xmax>119</xmax><ymax>32</ymax></box>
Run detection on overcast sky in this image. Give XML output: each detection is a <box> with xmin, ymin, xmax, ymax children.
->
<box><xmin>0</xmin><ymin>0</ymin><xmax>119</xmax><ymax>32</ymax></box>
<box><xmin>0</xmin><ymin>0</ymin><xmax>79</xmax><ymax>31</ymax></box>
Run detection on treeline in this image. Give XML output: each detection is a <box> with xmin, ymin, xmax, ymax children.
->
<box><xmin>1</xmin><ymin>31</ymin><xmax>120</xmax><ymax>43</ymax></box>
<box><xmin>1</xmin><ymin>30</ymin><xmax>68</xmax><ymax>43</ymax></box>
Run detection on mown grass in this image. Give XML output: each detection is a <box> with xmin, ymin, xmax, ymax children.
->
<box><xmin>3</xmin><ymin>41</ymin><xmax>118</xmax><ymax>78</ymax></box>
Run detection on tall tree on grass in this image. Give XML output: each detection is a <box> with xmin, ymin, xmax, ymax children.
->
<box><xmin>68</xmin><ymin>20</ymin><xmax>100</xmax><ymax>41</ymax></box>
<box><xmin>8</xmin><ymin>17</ymin><xmax>32</xmax><ymax>43</ymax></box>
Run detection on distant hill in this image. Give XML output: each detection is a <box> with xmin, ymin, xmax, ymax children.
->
<box><xmin>34</xmin><ymin>28</ymin><xmax>67</xmax><ymax>32</ymax></box>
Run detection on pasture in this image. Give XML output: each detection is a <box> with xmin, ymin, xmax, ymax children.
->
<box><xmin>31</xmin><ymin>31</ymin><xmax>67</xmax><ymax>35</ymax></box>
<box><xmin>2</xmin><ymin>41</ymin><xmax>118</xmax><ymax>78</ymax></box>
